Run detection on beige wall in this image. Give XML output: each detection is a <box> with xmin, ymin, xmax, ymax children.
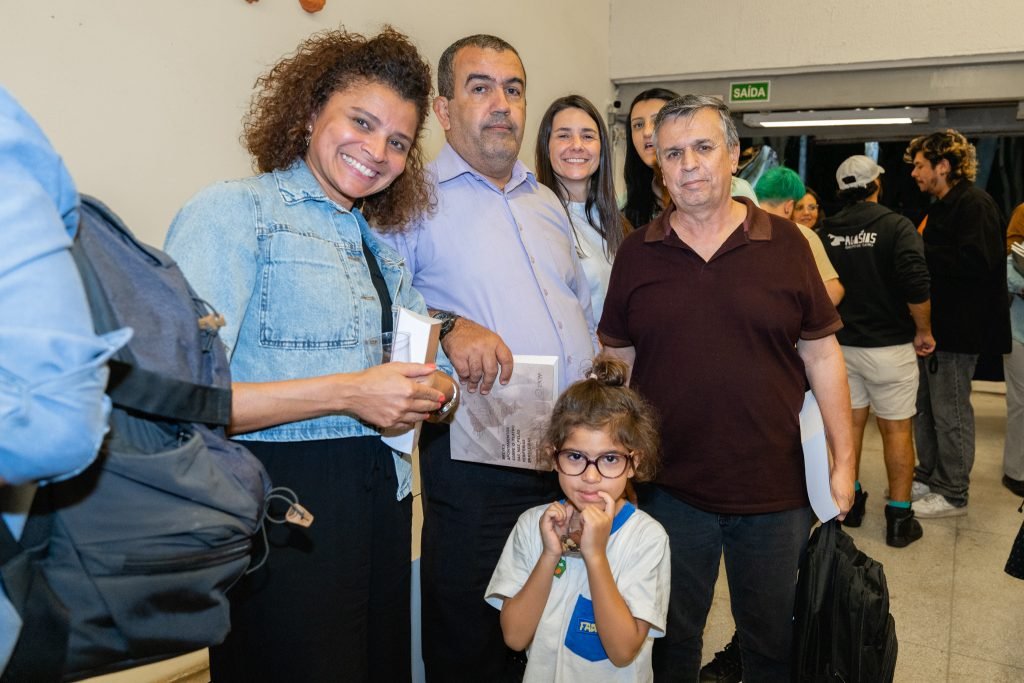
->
<box><xmin>1</xmin><ymin>1</ymin><xmax>612</xmax><ymax>245</ymax></box>
<box><xmin>610</xmin><ymin>0</ymin><xmax>1024</xmax><ymax>81</ymax></box>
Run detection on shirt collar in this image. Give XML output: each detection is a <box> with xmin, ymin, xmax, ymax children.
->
<box><xmin>937</xmin><ymin>178</ymin><xmax>971</xmax><ymax>205</ymax></box>
<box><xmin>274</xmin><ymin>159</ymin><xmax>347</xmax><ymax>208</ymax></box>
<box><xmin>644</xmin><ymin>195</ymin><xmax>771</xmax><ymax>244</ymax></box>
<box><xmin>433</xmin><ymin>142</ymin><xmax>536</xmax><ymax>193</ymax></box>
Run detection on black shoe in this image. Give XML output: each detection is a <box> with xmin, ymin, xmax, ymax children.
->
<box><xmin>1003</xmin><ymin>475</ymin><xmax>1024</xmax><ymax>498</ymax></box>
<box><xmin>700</xmin><ymin>632</ymin><xmax>742</xmax><ymax>683</ymax></box>
<box><xmin>842</xmin><ymin>489</ymin><xmax>868</xmax><ymax>528</ymax></box>
<box><xmin>885</xmin><ymin>505</ymin><xmax>923</xmax><ymax>548</ymax></box>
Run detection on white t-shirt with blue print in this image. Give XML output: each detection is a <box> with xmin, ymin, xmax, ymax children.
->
<box><xmin>486</xmin><ymin>501</ymin><xmax>671</xmax><ymax>682</ymax></box>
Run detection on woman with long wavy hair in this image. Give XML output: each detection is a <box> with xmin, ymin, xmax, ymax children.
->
<box><xmin>536</xmin><ymin>95</ymin><xmax>629</xmax><ymax>320</ymax></box>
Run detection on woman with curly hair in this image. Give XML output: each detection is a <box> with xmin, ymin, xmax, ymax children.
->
<box><xmin>535</xmin><ymin>95</ymin><xmax>629</xmax><ymax>320</ymax></box>
<box><xmin>164</xmin><ymin>27</ymin><xmax>456</xmax><ymax>682</ymax></box>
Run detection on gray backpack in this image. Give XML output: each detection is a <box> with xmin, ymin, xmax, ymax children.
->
<box><xmin>0</xmin><ymin>195</ymin><xmax>271</xmax><ymax>681</ymax></box>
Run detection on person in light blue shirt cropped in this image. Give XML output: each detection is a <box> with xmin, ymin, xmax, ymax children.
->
<box><xmin>0</xmin><ymin>86</ymin><xmax>127</xmax><ymax>673</ymax></box>
<box><xmin>378</xmin><ymin>35</ymin><xmax>597</xmax><ymax>681</ymax></box>
<box><xmin>164</xmin><ymin>29</ymin><xmax>456</xmax><ymax>683</ymax></box>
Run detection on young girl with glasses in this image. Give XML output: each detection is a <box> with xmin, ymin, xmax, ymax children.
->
<box><xmin>485</xmin><ymin>357</ymin><xmax>670</xmax><ymax>682</ymax></box>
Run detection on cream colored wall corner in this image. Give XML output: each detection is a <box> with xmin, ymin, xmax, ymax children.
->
<box><xmin>609</xmin><ymin>0</ymin><xmax>1024</xmax><ymax>83</ymax></box>
<box><xmin>0</xmin><ymin>1</ymin><xmax>613</xmax><ymax>247</ymax></box>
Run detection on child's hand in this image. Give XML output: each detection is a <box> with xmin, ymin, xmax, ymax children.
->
<box><xmin>540</xmin><ymin>501</ymin><xmax>572</xmax><ymax>558</ymax></box>
<box><xmin>579</xmin><ymin>492</ymin><xmax>615</xmax><ymax>562</ymax></box>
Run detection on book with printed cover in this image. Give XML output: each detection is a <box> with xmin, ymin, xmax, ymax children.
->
<box><xmin>450</xmin><ymin>355</ymin><xmax>559</xmax><ymax>470</ymax></box>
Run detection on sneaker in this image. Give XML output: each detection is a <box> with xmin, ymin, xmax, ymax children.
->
<box><xmin>913</xmin><ymin>492</ymin><xmax>967</xmax><ymax>518</ymax></box>
<box><xmin>885</xmin><ymin>505</ymin><xmax>923</xmax><ymax>547</ymax></box>
<box><xmin>884</xmin><ymin>480</ymin><xmax>930</xmax><ymax>502</ymax></box>
<box><xmin>700</xmin><ymin>632</ymin><xmax>742</xmax><ymax>683</ymax></box>
<box><xmin>1003</xmin><ymin>475</ymin><xmax>1024</xmax><ymax>498</ymax></box>
<box><xmin>841</xmin><ymin>489</ymin><xmax>868</xmax><ymax>528</ymax></box>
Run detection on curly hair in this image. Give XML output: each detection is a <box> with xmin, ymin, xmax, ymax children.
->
<box><xmin>243</xmin><ymin>26</ymin><xmax>433</xmax><ymax>230</ymax></box>
<box><xmin>904</xmin><ymin>129</ymin><xmax>978</xmax><ymax>184</ymax></box>
<box><xmin>539</xmin><ymin>356</ymin><xmax>661</xmax><ymax>482</ymax></box>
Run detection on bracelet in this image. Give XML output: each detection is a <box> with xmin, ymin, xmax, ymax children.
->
<box><xmin>433</xmin><ymin>376</ymin><xmax>460</xmax><ymax>420</ymax></box>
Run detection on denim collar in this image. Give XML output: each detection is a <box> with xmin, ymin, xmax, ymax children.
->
<box><xmin>273</xmin><ymin>158</ymin><xmax>350</xmax><ymax>209</ymax></box>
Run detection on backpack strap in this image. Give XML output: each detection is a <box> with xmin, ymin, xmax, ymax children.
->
<box><xmin>71</xmin><ymin>200</ymin><xmax>232</xmax><ymax>426</ymax></box>
<box><xmin>106</xmin><ymin>360</ymin><xmax>232</xmax><ymax>425</ymax></box>
<box><xmin>0</xmin><ymin>497</ymin><xmax>68</xmax><ymax>682</ymax></box>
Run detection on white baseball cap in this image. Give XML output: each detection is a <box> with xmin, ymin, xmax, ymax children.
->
<box><xmin>836</xmin><ymin>155</ymin><xmax>885</xmax><ymax>190</ymax></box>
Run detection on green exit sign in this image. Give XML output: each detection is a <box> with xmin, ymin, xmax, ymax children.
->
<box><xmin>729</xmin><ymin>81</ymin><xmax>771</xmax><ymax>103</ymax></box>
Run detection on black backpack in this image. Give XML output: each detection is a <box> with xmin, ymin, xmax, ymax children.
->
<box><xmin>0</xmin><ymin>195</ymin><xmax>271</xmax><ymax>681</ymax></box>
<box><xmin>792</xmin><ymin>519</ymin><xmax>898</xmax><ymax>682</ymax></box>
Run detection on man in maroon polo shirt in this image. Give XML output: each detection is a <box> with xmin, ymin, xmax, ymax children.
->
<box><xmin>599</xmin><ymin>95</ymin><xmax>856</xmax><ymax>682</ymax></box>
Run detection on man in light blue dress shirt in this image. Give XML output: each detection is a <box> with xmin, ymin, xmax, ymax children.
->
<box><xmin>381</xmin><ymin>35</ymin><xmax>597</xmax><ymax>681</ymax></box>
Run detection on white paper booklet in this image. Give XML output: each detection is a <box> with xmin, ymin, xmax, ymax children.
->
<box><xmin>801</xmin><ymin>390</ymin><xmax>840</xmax><ymax>522</ymax></box>
<box><xmin>1011</xmin><ymin>242</ymin><xmax>1024</xmax><ymax>276</ymax></box>
<box><xmin>449</xmin><ymin>355</ymin><xmax>559</xmax><ymax>470</ymax></box>
<box><xmin>381</xmin><ymin>307</ymin><xmax>441</xmax><ymax>455</ymax></box>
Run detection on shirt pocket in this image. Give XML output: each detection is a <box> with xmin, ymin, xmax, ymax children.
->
<box><xmin>563</xmin><ymin>595</ymin><xmax>608</xmax><ymax>662</ymax></box>
<box><xmin>258</xmin><ymin>229</ymin><xmax>362</xmax><ymax>349</ymax></box>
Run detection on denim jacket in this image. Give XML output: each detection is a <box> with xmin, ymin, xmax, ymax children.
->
<box><xmin>165</xmin><ymin>161</ymin><xmax>449</xmax><ymax>493</ymax></box>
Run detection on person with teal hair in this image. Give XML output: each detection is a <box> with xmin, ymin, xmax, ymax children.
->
<box><xmin>755</xmin><ymin>167</ymin><xmax>844</xmax><ymax>305</ymax></box>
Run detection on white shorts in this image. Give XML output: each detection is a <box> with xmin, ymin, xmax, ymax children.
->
<box><xmin>841</xmin><ymin>344</ymin><xmax>919</xmax><ymax>420</ymax></box>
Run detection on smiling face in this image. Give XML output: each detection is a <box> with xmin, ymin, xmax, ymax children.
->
<box><xmin>434</xmin><ymin>46</ymin><xmax>526</xmax><ymax>186</ymax></box>
<box><xmin>792</xmin><ymin>192</ymin><xmax>819</xmax><ymax>227</ymax></box>
<box><xmin>304</xmin><ymin>81</ymin><xmax>418</xmax><ymax>210</ymax></box>
<box><xmin>547</xmin><ymin>107</ymin><xmax>601</xmax><ymax>202</ymax></box>
<box><xmin>555</xmin><ymin>426</ymin><xmax>634</xmax><ymax>514</ymax></box>
<box><xmin>656</xmin><ymin>108</ymin><xmax>739</xmax><ymax>213</ymax></box>
<box><xmin>910</xmin><ymin>151</ymin><xmax>951</xmax><ymax>198</ymax></box>
<box><xmin>630</xmin><ymin>98</ymin><xmax>668</xmax><ymax>169</ymax></box>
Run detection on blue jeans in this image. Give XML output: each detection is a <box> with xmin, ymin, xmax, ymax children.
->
<box><xmin>914</xmin><ymin>351</ymin><xmax>978</xmax><ymax>506</ymax></box>
<box><xmin>639</xmin><ymin>485</ymin><xmax>814</xmax><ymax>683</ymax></box>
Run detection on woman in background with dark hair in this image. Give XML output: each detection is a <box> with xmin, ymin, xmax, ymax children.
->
<box><xmin>621</xmin><ymin>88</ymin><xmax>679</xmax><ymax>229</ymax></box>
<box><xmin>793</xmin><ymin>186</ymin><xmax>825</xmax><ymax>230</ymax></box>
<box><xmin>536</xmin><ymin>95</ymin><xmax>629</xmax><ymax>320</ymax></box>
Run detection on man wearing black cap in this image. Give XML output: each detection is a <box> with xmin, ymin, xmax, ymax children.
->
<box><xmin>821</xmin><ymin>155</ymin><xmax>933</xmax><ymax>546</ymax></box>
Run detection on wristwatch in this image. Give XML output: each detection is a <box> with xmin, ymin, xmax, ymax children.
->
<box><xmin>431</xmin><ymin>310</ymin><xmax>459</xmax><ymax>340</ymax></box>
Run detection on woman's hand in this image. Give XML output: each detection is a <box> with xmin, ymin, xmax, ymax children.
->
<box><xmin>424</xmin><ymin>371</ymin><xmax>458</xmax><ymax>424</ymax></box>
<box><xmin>540</xmin><ymin>501</ymin><xmax>571</xmax><ymax>558</ymax></box>
<box><xmin>349</xmin><ymin>362</ymin><xmax>445</xmax><ymax>431</ymax></box>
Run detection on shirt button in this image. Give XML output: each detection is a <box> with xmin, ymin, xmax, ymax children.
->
<box><xmin>557</xmin><ymin>321</ymin><xmax>563</xmax><ymax>329</ymax></box>
<box><xmin>530</xmin><ymin>256</ymin><xmax>535</xmax><ymax>264</ymax></box>
<box><xmin>543</xmin><ymin>289</ymin><xmax>549</xmax><ymax>296</ymax></box>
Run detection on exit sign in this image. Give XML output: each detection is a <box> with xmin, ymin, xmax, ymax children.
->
<box><xmin>729</xmin><ymin>81</ymin><xmax>771</xmax><ymax>103</ymax></box>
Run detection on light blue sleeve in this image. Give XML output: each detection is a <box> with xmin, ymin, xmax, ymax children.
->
<box><xmin>0</xmin><ymin>89</ymin><xmax>129</xmax><ymax>486</ymax></box>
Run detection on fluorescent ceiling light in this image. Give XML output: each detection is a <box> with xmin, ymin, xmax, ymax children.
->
<box><xmin>743</xmin><ymin>107</ymin><xmax>929</xmax><ymax>128</ymax></box>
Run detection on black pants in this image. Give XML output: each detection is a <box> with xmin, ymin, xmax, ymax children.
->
<box><xmin>210</xmin><ymin>437</ymin><xmax>411</xmax><ymax>683</ymax></box>
<box><xmin>418</xmin><ymin>423</ymin><xmax>559</xmax><ymax>683</ymax></box>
